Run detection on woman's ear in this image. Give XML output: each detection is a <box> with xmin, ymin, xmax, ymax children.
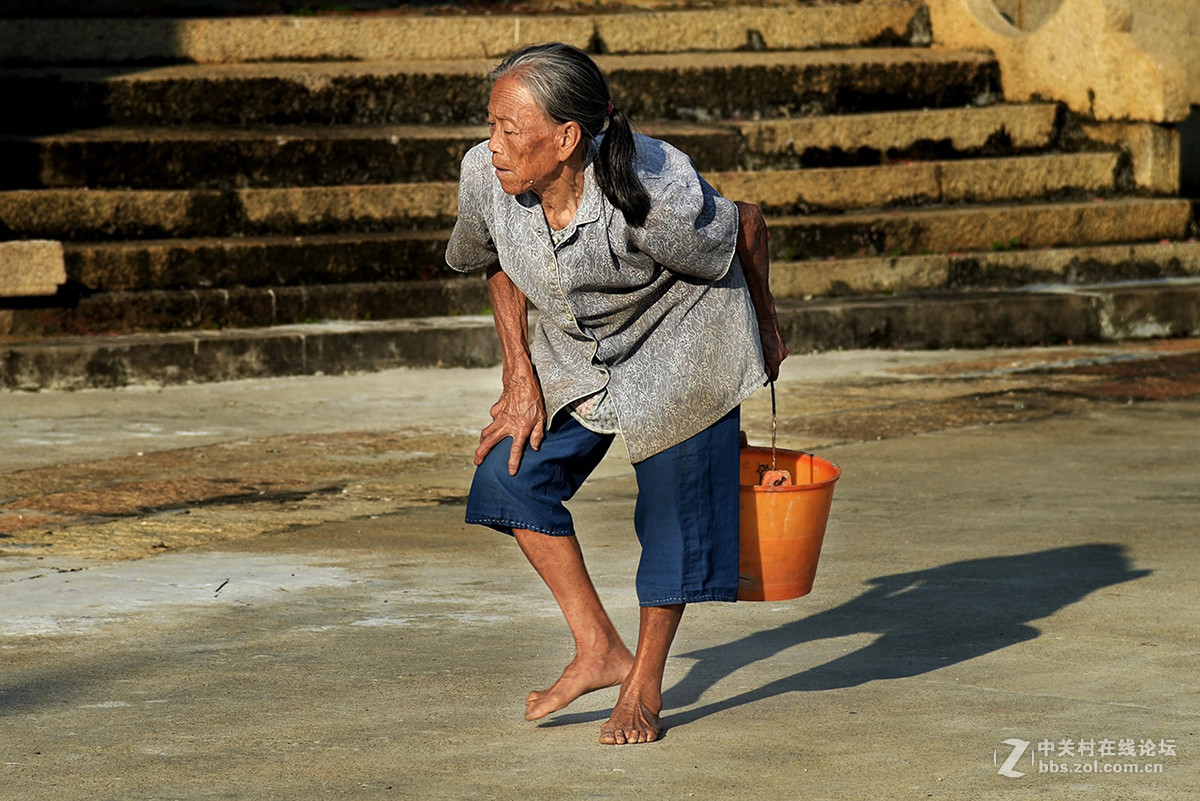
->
<box><xmin>557</xmin><ymin>120</ymin><xmax>584</xmax><ymax>161</ymax></box>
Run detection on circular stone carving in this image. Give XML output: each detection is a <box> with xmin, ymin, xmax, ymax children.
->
<box><xmin>990</xmin><ymin>0</ymin><xmax>1066</xmax><ymax>31</ymax></box>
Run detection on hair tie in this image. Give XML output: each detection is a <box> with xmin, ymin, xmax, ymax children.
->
<box><xmin>606</xmin><ymin>102</ymin><xmax>615</xmax><ymax>119</ymax></box>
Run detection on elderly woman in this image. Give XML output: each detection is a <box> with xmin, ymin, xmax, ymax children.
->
<box><xmin>446</xmin><ymin>43</ymin><xmax>787</xmax><ymax>745</ymax></box>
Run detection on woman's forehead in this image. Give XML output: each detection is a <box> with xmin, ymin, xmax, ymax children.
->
<box><xmin>488</xmin><ymin>75</ymin><xmax>547</xmax><ymax>122</ymax></box>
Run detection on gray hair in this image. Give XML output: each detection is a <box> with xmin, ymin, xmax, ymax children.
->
<box><xmin>493</xmin><ymin>43</ymin><xmax>650</xmax><ymax>227</ymax></box>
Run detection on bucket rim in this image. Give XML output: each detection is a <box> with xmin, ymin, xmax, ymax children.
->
<box><xmin>740</xmin><ymin>446</ymin><xmax>842</xmax><ymax>490</ymax></box>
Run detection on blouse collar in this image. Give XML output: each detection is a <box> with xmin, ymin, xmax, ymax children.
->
<box><xmin>514</xmin><ymin>139</ymin><xmax>603</xmax><ymax>240</ymax></box>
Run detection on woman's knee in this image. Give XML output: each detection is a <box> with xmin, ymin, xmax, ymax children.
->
<box><xmin>472</xmin><ymin>438</ymin><xmax>521</xmax><ymax>489</ymax></box>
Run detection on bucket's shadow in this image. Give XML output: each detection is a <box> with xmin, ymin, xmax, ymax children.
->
<box><xmin>542</xmin><ymin>544</ymin><xmax>1148</xmax><ymax>730</ymax></box>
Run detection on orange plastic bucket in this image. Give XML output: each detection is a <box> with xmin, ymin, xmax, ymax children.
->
<box><xmin>738</xmin><ymin>446</ymin><xmax>841</xmax><ymax>601</ymax></box>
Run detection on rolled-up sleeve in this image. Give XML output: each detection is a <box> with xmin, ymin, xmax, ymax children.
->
<box><xmin>627</xmin><ymin>145</ymin><xmax>739</xmax><ymax>281</ymax></box>
<box><xmin>446</xmin><ymin>142</ymin><xmax>498</xmax><ymax>274</ymax></box>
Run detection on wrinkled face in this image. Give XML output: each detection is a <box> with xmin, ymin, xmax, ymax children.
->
<box><xmin>487</xmin><ymin>74</ymin><xmax>569</xmax><ymax>196</ymax></box>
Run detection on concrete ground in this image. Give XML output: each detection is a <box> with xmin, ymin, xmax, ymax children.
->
<box><xmin>1</xmin><ymin>341</ymin><xmax>1198</xmax><ymax>800</ymax></box>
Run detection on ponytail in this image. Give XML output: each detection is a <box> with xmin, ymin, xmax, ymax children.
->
<box><xmin>596</xmin><ymin>106</ymin><xmax>651</xmax><ymax>228</ymax></box>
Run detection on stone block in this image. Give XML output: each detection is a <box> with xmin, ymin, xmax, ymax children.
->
<box><xmin>66</xmin><ymin>232</ymin><xmax>450</xmax><ymax>293</ymax></box>
<box><xmin>782</xmin><ymin>291</ymin><xmax>1101</xmax><ymax>351</ymax></box>
<box><xmin>1101</xmin><ymin>280</ymin><xmax>1200</xmax><ymax>339</ymax></box>
<box><xmin>1081</xmin><ymin>120</ymin><xmax>1182</xmax><ymax>194</ymax></box>
<box><xmin>3</xmin><ymin>48</ymin><xmax>997</xmax><ymax>130</ymax></box>
<box><xmin>0</xmin><ymin>240</ymin><xmax>66</xmax><ymax>297</ymax></box>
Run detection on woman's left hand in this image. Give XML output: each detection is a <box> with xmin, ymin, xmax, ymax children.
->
<box><xmin>757</xmin><ymin>313</ymin><xmax>788</xmax><ymax>383</ymax></box>
<box><xmin>734</xmin><ymin>201</ymin><xmax>789</xmax><ymax>383</ymax></box>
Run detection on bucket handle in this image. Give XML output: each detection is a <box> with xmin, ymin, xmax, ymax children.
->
<box><xmin>770</xmin><ymin>381</ymin><xmax>778</xmax><ymax>471</ymax></box>
<box><xmin>769</xmin><ymin>381</ymin><xmax>815</xmax><ymax>485</ymax></box>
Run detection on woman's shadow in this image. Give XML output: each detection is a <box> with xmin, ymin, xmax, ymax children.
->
<box><xmin>543</xmin><ymin>544</ymin><xmax>1149</xmax><ymax>729</ymax></box>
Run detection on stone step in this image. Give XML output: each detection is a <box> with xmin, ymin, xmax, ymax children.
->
<box><xmin>0</xmin><ymin>125</ymin><xmax>487</xmax><ymax>190</ymax></box>
<box><xmin>768</xmin><ymin>198</ymin><xmax>1193</xmax><ymax>261</ymax></box>
<box><xmin>9</xmin><ymin>0</ymin><xmax>448</xmax><ymax>15</ymax></box>
<box><xmin>0</xmin><ymin>48</ymin><xmax>998</xmax><ymax>132</ymax></box>
<box><xmin>54</xmin><ymin>198</ymin><xmax>1190</xmax><ymax>293</ymax></box>
<box><xmin>0</xmin><ymin>123</ymin><xmax>741</xmax><ymax>190</ymax></box>
<box><xmin>772</xmin><ymin>241</ymin><xmax>1200</xmax><ymax>298</ymax></box>
<box><xmin>64</xmin><ymin>231</ymin><xmax>451</xmax><ymax>292</ymax></box>
<box><xmin>781</xmin><ymin>279</ymin><xmax>1200</xmax><ymax>352</ymax></box>
<box><xmin>12</xmin><ymin>239</ymin><xmax>1200</xmax><ymax>342</ymax></box>
<box><xmin>0</xmin><ymin>315</ymin><xmax>508</xmax><ymax>391</ymax></box>
<box><xmin>0</xmin><ymin>152</ymin><xmax>1123</xmax><ymax>240</ymax></box>
<box><xmin>0</xmin><ymin>3</ymin><xmax>927</xmax><ymax>64</ymax></box>
<box><xmin>708</xmin><ymin>153</ymin><xmax>1122</xmax><ymax>215</ymax></box>
<box><xmin>6</xmin><ymin>278</ymin><xmax>1200</xmax><ymax>390</ymax></box>
<box><xmin>0</xmin><ymin>279</ymin><xmax>489</xmax><ymax>340</ymax></box>
<box><xmin>0</xmin><ymin>102</ymin><xmax>1062</xmax><ymax>191</ymax></box>
<box><xmin>0</xmin><ymin>183</ymin><xmax>458</xmax><ymax>240</ymax></box>
<box><xmin>732</xmin><ymin>103</ymin><xmax>1061</xmax><ymax>169</ymax></box>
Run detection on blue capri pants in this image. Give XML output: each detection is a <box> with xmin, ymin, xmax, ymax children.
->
<box><xmin>465</xmin><ymin>407</ymin><xmax>741</xmax><ymax>606</ymax></box>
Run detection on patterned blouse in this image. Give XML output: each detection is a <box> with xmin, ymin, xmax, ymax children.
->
<box><xmin>445</xmin><ymin>134</ymin><xmax>765</xmax><ymax>463</ymax></box>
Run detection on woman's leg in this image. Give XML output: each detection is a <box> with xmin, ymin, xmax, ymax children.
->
<box><xmin>600</xmin><ymin>407</ymin><xmax>741</xmax><ymax>744</ymax></box>
<box><xmin>514</xmin><ymin>530</ymin><xmax>634</xmax><ymax>720</ymax></box>
<box><xmin>465</xmin><ymin>415</ymin><xmax>626</xmax><ymax>719</ymax></box>
<box><xmin>599</xmin><ymin>603</ymin><xmax>684</xmax><ymax>744</ymax></box>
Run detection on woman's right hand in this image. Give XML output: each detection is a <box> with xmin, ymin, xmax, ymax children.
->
<box><xmin>476</xmin><ymin>367</ymin><xmax>546</xmax><ymax>476</ymax></box>
<box><xmin>477</xmin><ymin>263</ymin><xmax>545</xmax><ymax>475</ymax></box>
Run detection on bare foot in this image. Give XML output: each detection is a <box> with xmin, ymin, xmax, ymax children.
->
<box><xmin>598</xmin><ymin>685</ymin><xmax>663</xmax><ymax>745</ymax></box>
<box><xmin>525</xmin><ymin>646</ymin><xmax>633</xmax><ymax>721</ymax></box>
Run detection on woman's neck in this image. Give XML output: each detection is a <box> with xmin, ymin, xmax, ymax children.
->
<box><xmin>537</xmin><ymin>151</ymin><xmax>587</xmax><ymax>231</ymax></box>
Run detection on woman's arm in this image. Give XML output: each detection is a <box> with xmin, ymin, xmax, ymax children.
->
<box><xmin>734</xmin><ymin>201</ymin><xmax>789</xmax><ymax>383</ymax></box>
<box><xmin>475</xmin><ymin>263</ymin><xmax>547</xmax><ymax>475</ymax></box>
